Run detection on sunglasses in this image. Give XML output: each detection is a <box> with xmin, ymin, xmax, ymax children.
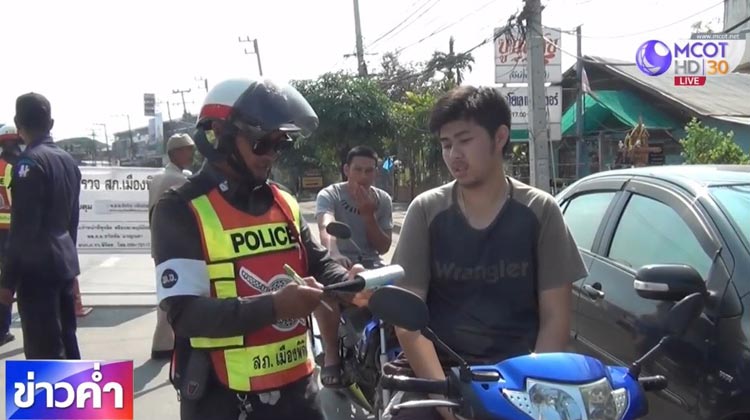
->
<box><xmin>233</xmin><ymin>120</ymin><xmax>294</xmax><ymax>156</ymax></box>
<box><xmin>251</xmin><ymin>137</ymin><xmax>293</xmax><ymax>155</ymax></box>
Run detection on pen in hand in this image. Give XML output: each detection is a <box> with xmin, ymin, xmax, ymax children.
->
<box><xmin>283</xmin><ymin>264</ymin><xmax>334</xmax><ymax>312</ymax></box>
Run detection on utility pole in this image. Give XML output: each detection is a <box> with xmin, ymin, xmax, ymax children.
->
<box><xmin>172</xmin><ymin>88</ymin><xmax>191</xmax><ymax>118</ymax></box>
<box><xmin>94</xmin><ymin>122</ymin><xmax>110</xmax><ymax>165</ymax></box>
<box><xmin>239</xmin><ymin>36</ymin><xmax>264</xmax><ymax>76</ymax></box>
<box><xmin>575</xmin><ymin>24</ymin><xmax>584</xmax><ymax>179</ymax></box>
<box><xmin>90</xmin><ymin>130</ymin><xmax>98</xmax><ymax>165</ymax></box>
<box><xmin>195</xmin><ymin>76</ymin><xmax>209</xmax><ymax>92</ymax></box>
<box><xmin>126</xmin><ymin>115</ymin><xmax>134</xmax><ymax>160</ymax></box>
<box><xmin>352</xmin><ymin>0</ymin><xmax>368</xmax><ymax>76</ymax></box>
<box><xmin>523</xmin><ymin>0</ymin><xmax>552</xmax><ymax>193</ymax></box>
<box><xmin>111</xmin><ymin>114</ymin><xmax>135</xmax><ymax>160</ymax></box>
<box><xmin>157</xmin><ymin>100</ymin><xmax>173</xmax><ymax>121</ymax></box>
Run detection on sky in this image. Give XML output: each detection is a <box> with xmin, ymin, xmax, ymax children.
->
<box><xmin>0</xmin><ymin>0</ymin><xmax>725</xmax><ymax>140</ymax></box>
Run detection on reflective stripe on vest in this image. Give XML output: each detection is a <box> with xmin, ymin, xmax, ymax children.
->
<box><xmin>0</xmin><ymin>160</ymin><xmax>12</xmax><ymax>229</ymax></box>
<box><xmin>187</xmin><ymin>186</ymin><xmax>312</xmax><ymax>392</ymax></box>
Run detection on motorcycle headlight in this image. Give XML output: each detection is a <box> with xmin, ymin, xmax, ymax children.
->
<box><xmin>503</xmin><ymin>378</ymin><xmax>628</xmax><ymax>420</ymax></box>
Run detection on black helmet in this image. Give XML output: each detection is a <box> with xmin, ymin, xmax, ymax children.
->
<box><xmin>195</xmin><ymin>78</ymin><xmax>319</xmax><ymax>163</ymax></box>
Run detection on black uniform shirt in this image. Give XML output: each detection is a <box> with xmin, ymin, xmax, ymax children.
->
<box><xmin>0</xmin><ymin>136</ymin><xmax>81</xmax><ymax>290</ymax></box>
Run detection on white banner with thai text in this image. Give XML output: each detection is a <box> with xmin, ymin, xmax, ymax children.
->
<box><xmin>496</xmin><ymin>86</ymin><xmax>562</xmax><ymax>125</ymax></box>
<box><xmin>494</xmin><ymin>27</ymin><xmax>562</xmax><ymax>83</ymax></box>
<box><xmin>78</xmin><ymin>167</ymin><xmax>161</xmax><ymax>253</ymax></box>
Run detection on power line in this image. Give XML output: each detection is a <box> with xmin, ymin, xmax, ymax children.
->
<box><xmin>331</xmin><ymin>0</ymin><xmax>443</xmax><ymax>75</ymax></box>
<box><xmin>328</xmin><ymin>5</ymin><xmax>522</xmax><ymax>83</ymax></box>
<box><xmin>392</xmin><ymin>0</ymin><xmax>499</xmax><ymax>54</ymax></box>
<box><xmin>378</xmin><ymin>20</ymin><xmax>524</xmax><ymax>87</ymax></box>
<box><xmin>724</xmin><ymin>15</ymin><xmax>750</xmax><ymax>33</ymax></box>
<box><xmin>560</xmin><ymin>0</ymin><xmax>724</xmax><ymax>39</ymax></box>
<box><xmin>464</xmin><ymin>15</ymin><xmax>523</xmax><ymax>54</ymax></box>
<box><xmin>365</xmin><ymin>0</ymin><xmax>433</xmax><ymax>48</ymax></box>
<box><xmin>531</xmin><ymin>24</ymin><xmax>642</xmax><ymax>67</ymax></box>
<box><xmin>367</xmin><ymin>0</ymin><xmax>443</xmax><ymax>49</ymax></box>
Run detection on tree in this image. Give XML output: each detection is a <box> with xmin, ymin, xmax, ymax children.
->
<box><xmin>691</xmin><ymin>19</ymin><xmax>720</xmax><ymax>34</ymax></box>
<box><xmin>374</xmin><ymin>52</ymin><xmax>436</xmax><ymax>101</ymax></box>
<box><xmin>391</xmin><ymin>90</ymin><xmax>447</xmax><ymax>196</ymax></box>
<box><xmin>679</xmin><ymin>118</ymin><xmax>750</xmax><ymax>164</ymax></box>
<box><xmin>426</xmin><ymin>36</ymin><xmax>475</xmax><ymax>88</ymax></box>
<box><xmin>290</xmin><ymin>72</ymin><xmax>395</xmax><ymax>180</ymax></box>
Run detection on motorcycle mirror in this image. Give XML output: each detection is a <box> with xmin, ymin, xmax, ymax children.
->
<box><xmin>369</xmin><ymin>286</ymin><xmax>428</xmax><ymax>332</ymax></box>
<box><xmin>326</xmin><ymin>221</ymin><xmax>352</xmax><ymax>240</ymax></box>
<box><xmin>664</xmin><ymin>292</ymin><xmax>705</xmax><ymax>337</ymax></box>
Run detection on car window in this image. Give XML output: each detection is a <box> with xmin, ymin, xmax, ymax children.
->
<box><xmin>710</xmin><ymin>185</ymin><xmax>750</xmax><ymax>249</ymax></box>
<box><xmin>562</xmin><ymin>192</ymin><xmax>617</xmax><ymax>250</ymax></box>
<box><xmin>608</xmin><ymin>194</ymin><xmax>712</xmax><ymax>279</ymax></box>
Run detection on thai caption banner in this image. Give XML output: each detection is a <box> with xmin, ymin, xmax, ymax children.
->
<box><xmin>78</xmin><ymin>167</ymin><xmax>161</xmax><ymax>253</ymax></box>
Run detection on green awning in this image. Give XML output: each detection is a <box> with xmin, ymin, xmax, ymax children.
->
<box><xmin>511</xmin><ymin>129</ymin><xmax>529</xmax><ymax>142</ymax></box>
<box><xmin>561</xmin><ymin>90</ymin><xmax>681</xmax><ymax>137</ymax></box>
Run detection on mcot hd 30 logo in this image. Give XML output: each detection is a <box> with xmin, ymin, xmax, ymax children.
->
<box><xmin>635</xmin><ymin>33</ymin><xmax>748</xmax><ymax>86</ymax></box>
<box><xmin>5</xmin><ymin>360</ymin><xmax>134</xmax><ymax>419</ymax></box>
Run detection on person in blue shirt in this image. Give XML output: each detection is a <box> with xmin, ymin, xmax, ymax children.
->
<box><xmin>0</xmin><ymin>93</ymin><xmax>82</xmax><ymax>359</ymax></box>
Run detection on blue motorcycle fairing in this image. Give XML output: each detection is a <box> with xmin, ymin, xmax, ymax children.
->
<box><xmin>607</xmin><ymin>366</ymin><xmax>648</xmax><ymax>419</ymax></box>
<box><xmin>451</xmin><ymin>353</ymin><xmax>632</xmax><ymax>420</ymax></box>
<box><xmin>494</xmin><ymin>352</ymin><xmax>612</xmax><ymax>387</ymax></box>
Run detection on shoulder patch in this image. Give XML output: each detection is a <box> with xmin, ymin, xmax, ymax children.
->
<box><xmin>14</xmin><ymin>158</ymin><xmax>37</xmax><ymax>179</ymax></box>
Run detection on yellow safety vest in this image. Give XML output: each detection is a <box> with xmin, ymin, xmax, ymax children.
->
<box><xmin>0</xmin><ymin>159</ymin><xmax>12</xmax><ymax>229</ymax></box>
<box><xmin>186</xmin><ymin>184</ymin><xmax>314</xmax><ymax>392</ymax></box>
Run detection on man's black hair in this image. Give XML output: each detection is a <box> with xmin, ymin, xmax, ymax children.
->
<box><xmin>15</xmin><ymin>92</ymin><xmax>54</xmax><ymax>133</ymax></box>
<box><xmin>428</xmin><ymin>85</ymin><xmax>512</xmax><ymax>155</ymax></box>
<box><xmin>346</xmin><ymin>145</ymin><xmax>379</xmax><ymax>165</ymax></box>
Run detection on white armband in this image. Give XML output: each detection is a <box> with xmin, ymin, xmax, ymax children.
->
<box><xmin>155</xmin><ymin>258</ymin><xmax>211</xmax><ymax>303</ymax></box>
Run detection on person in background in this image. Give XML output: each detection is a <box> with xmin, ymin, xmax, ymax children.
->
<box><xmin>148</xmin><ymin>132</ymin><xmax>195</xmax><ymax>360</ymax></box>
<box><xmin>0</xmin><ymin>92</ymin><xmax>83</xmax><ymax>359</ymax></box>
<box><xmin>0</xmin><ymin>124</ymin><xmax>23</xmax><ymax>346</ymax></box>
<box><xmin>314</xmin><ymin>145</ymin><xmax>393</xmax><ymax>387</ymax></box>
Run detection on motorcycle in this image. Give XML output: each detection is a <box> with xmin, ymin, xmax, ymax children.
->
<box><xmin>368</xmin><ymin>284</ymin><xmax>706</xmax><ymax>420</ymax></box>
<box><xmin>316</xmin><ymin>221</ymin><xmax>402</xmax><ymax>418</ymax></box>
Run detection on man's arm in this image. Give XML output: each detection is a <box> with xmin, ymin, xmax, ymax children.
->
<box><xmin>534</xmin><ymin>196</ymin><xmax>589</xmax><ymax>353</ymax></box>
<box><xmin>362</xmin><ymin>191</ymin><xmax>392</xmax><ymax>254</ymax></box>
<box><xmin>153</xmin><ymin>194</ymin><xmax>277</xmax><ymax>338</ymax></box>
<box><xmin>390</xmin><ymin>198</ymin><xmax>455</xmax><ymax>419</ymax></box>
<box><xmin>0</xmin><ymin>158</ymin><xmax>46</xmax><ymax>291</ymax></box>
<box><xmin>390</xmin><ymin>198</ymin><xmax>444</xmax><ymax>377</ymax></box>
<box><xmin>316</xmin><ymin>213</ymin><xmax>337</xmax><ymax>250</ymax></box>
<box><xmin>315</xmin><ymin>187</ymin><xmax>337</xmax><ymax>250</ymax></box>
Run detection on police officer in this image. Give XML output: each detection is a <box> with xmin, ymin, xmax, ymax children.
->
<box><xmin>0</xmin><ymin>93</ymin><xmax>82</xmax><ymax>359</ymax></box>
<box><xmin>0</xmin><ymin>124</ymin><xmax>23</xmax><ymax>346</ymax></box>
<box><xmin>151</xmin><ymin>78</ymin><xmax>361</xmax><ymax>420</ymax></box>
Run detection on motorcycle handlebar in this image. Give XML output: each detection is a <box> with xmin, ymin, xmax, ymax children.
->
<box><xmin>380</xmin><ymin>374</ymin><xmax>450</xmax><ymax>395</ymax></box>
<box><xmin>638</xmin><ymin>375</ymin><xmax>668</xmax><ymax>392</ymax></box>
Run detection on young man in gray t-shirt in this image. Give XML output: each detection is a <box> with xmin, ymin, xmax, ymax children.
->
<box><xmin>314</xmin><ymin>145</ymin><xmax>393</xmax><ymax>387</ymax></box>
<box><xmin>382</xmin><ymin>86</ymin><xmax>587</xmax><ymax>420</ymax></box>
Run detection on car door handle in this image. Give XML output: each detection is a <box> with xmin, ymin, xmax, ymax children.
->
<box><xmin>583</xmin><ymin>284</ymin><xmax>605</xmax><ymax>300</ymax></box>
